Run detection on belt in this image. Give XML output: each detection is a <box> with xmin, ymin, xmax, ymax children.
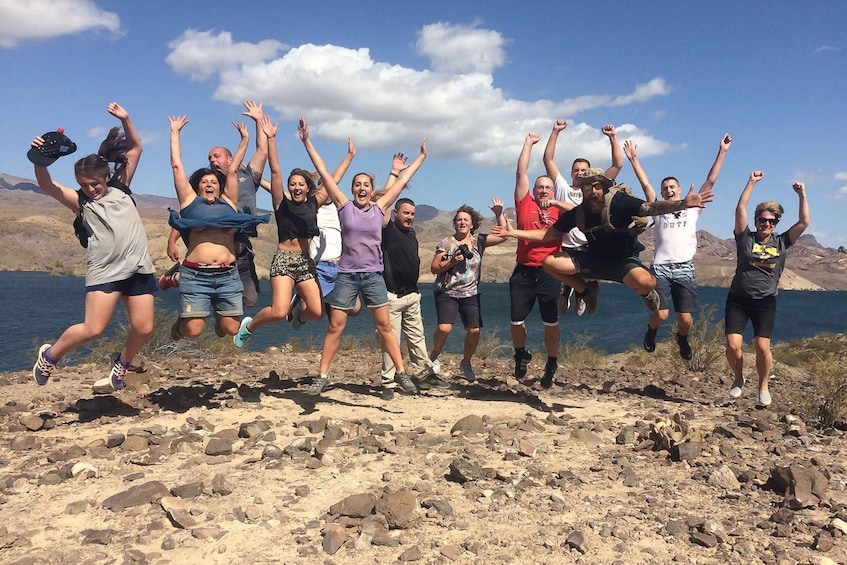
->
<box><xmin>182</xmin><ymin>260</ymin><xmax>233</xmax><ymax>273</ymax></box>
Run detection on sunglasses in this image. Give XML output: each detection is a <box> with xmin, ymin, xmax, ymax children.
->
<box><xmin>756</xmin><ymin>217</ymin><xmax>779</xmax><ymax>226</ymax></box>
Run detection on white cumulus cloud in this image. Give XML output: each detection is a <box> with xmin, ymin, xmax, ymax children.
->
<box><xmin>415</xmin><ymin>20</ymin><xmax>507</xmax><ymax>74</ymax></box>
<box><xmin>166</xmin><ymin>24</ymin><xmax>675</xmax><ymax>169</ymax></box>
<box><xmin>834</xmin><ymin>172</ymin><xmax>847</xmax><ymax>181</ymax></box>
<box><xmin>0</xmin><ymin>0</ymin><xmax>121</xmax><ymax>48</ymax></box>
<box><xmin>166</xmin><ymin>29</ymin><xmax>286</xmax><ymax>81</ymax></box>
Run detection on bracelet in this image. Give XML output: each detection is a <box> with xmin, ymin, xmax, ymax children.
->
<box><xmin>389</xmin><ymin>172</ymin><xmax>399</xmax><ymax>178</ymax></box>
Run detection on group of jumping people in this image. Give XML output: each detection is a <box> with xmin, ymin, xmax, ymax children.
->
<box><xmin>28</xmin><ymin>102</ymin><xmax>809</xmax><ymax>407</ymax></box>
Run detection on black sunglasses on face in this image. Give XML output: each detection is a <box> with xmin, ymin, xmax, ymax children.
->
<box><xmin>756</xmin><ymin>217</ymin><xmax>779</xmax><ymax>225</ymax></box>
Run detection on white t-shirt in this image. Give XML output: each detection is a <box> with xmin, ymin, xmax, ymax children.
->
<box><xmin>554</xmin><ymin>173</ymin><xmax>588</xmax><ymax>248</ymax></box>
<box><xmin>652</xmin><ymin>208</ymin><xmax>700</xmax><ymax>264</ymax></box>
<box><xmin>310</xmin><ymin>202</ymin><xmax>342</xmax><ymax>262</ymax></box>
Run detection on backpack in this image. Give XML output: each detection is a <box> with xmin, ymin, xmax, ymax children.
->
<box><xmin>73</xmin><ymin>177</ymin><xmax>135</xmax><ymax>248</ymax></box>
<box><xmin>574</xmin><ymin>183</ymin><xmax>649</xmax><ymax>239</ymax></box>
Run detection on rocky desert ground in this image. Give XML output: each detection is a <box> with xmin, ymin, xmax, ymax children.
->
<box><xmin>1</xmin><ymin>335</ymin><xmax>847</xmax><ymax>565</ymax></box>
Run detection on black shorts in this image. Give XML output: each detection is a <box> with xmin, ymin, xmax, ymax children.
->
<box><xmin>86</xmin><ymin>273</ymin><xmax>157</xmax><ymax>296</ymax></box>
<box><xmin>724</xmin><ymin>293</ymin><xmax>777</xmax><ymax>338</ymax></box>
<box><xmin>509</xmin><ymin>264</ymin><xmax>559</xmax><ymax>324</ymax></box>
<box><xmin>564</xmin><ymin>248</ymin><xmax>644</xmax><ymax>283</ymax></box>
<box><xmin>434</xmin><ymin>292</ymin><xmax>482</xmax><ymax>329</ymax></box>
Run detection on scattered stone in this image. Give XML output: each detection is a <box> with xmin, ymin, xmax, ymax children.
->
<box><xmin>518</xmin><ymin>438</ymin><xmax>538</xmax><ymax>457</ymax></box>
<box><xmin>690</xmin><ymin>532</ymin><xmax>718</xmax><ymax>548</ymax></box>
<box><xmin>831</xmin><ymin>518</ymin><xmax>847</xmax><ymax>535</ymax></box>
<box><xmin>565</xmin><ymin>530</ymin><xmax>587</xmax><ymax>554</ymax></box>
<box><xmin>261</xmin><ymin>444</ymin><xmax>284</xmax><ymax>460</ymax></box>
<box><xmin>191</xmin><ymin>527</ymin><xmax>224</xmax><ymax>540</ymax></box>
<box><xmin>106</xmin><ymin>433</ymin><xmax>125</xmax><ymax>448</ymax></box>
<box><xmin>451</xmin><ymin>415</ymin><xmax>485</xmax><ymax>436</ymax></box>
<box><xmin>440</xmin><ymin>545</ymin><xmax>464</xmax><ymax>560</ymax></box>
<box><xmin>10</xmin><ymin>436</ymin><xmax>39</xmax><ymax>451</ymax></box>
<box><xmin>211</xmin><ymin>473</ymin><xmax>233</xmax><ymax>496</ymax></box>
<box><xmin>769</xmin><ymin>465</ymin><xmax>828</xmax><ymax>509</ymax></box>
<box><xmin>376</xmin><ymin>490</ymin><xmax>418</xmax><ymax>529</ymax></box>
<box><xmin>708</xmin><ymin>464</ymin><xmax>740</xmax><ymax>490</ymax></box>
<box><xmin>421</xmin><ymin>498</ymin><xmax>454</xmax><ymax>516</ymax></box>
<box><xmin>616</xmin><ymin>426</ymin><xmax>638</xmax><ymax>445</ymax></box>
<box><xmin>161</xmin><ymin>536</ymin><xmax>176</xmax><ymax>550</ymax></box>
<box><xmin>447</xmin><ymin>457</ymin><xmax>482</xmax><ymax>483</ymax></box>
<box><xmin>321</xmin><ymin>524</ymin><xmax>348</xmax><ymax>555</ymax></box>
<box><xmin>569</xmin><ymin>429</ymin><xmax>603</xmax><ymax>445</ymax></box>
<box><xmin>122</xmin><ymin>435</ymin><xmax>149</xmax><ymax>452</ymax></box>
<box><xmin>81</xmin><ymin>529</ymin><xmax>114</xmax><ymax>545</ymax></box>
<box><xmin>161</xmin><ymin>497</ymin><xmax>197</xmax><ymax>529</ymax></box>
<box><xmin>330</xmin><ymin>493</ymin><xmax>377</xmax><ymax>518</ymax></box>
<box><xmin>19</xmin><ymin>415</ymin><xmax>44</xmax><ymax>431</ymax></box>
<box><xmin>71</xmin><ymin>462</ymin><xmax>99</xmax><ymax>478</ymax></box>
<box><xmin>205</xmin><ymin>438</ymin><xmax>233</xmax><ymax>456</ymax></box>
<box><xmin>171</xmin><ymin>482</ymin><xmax>204</xmax><ymax>499</ymax></box>
<box><xmin>398</xmin><ymin>544</ymin><xmax>423</xmax><ymax>561</ymax></box>
<box><xmin>65</xmin><ymin>500</ymin><xmax>91</xmax><ymax>515</ymax></box>
<box><xmin>671</xmin><ymin>442</ymin><xmax>702</xmax><ymax>462</ymax></box>
<box><xmin>101</xmin><ymin>481</ymin><xmax>170</xmax><ymax>512</ymax></box>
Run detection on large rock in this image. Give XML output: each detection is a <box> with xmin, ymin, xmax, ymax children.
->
<box><xmin>450</xmin><ymin>415</ymin><xmax>485</xmax><ymax>436</ymax></box>
<box><xmin>768</xmin><ymin>465</ymin><xmax>828</xmax><ymax>509</ymax></box>
<box><xmin>329</xmin><ymin>493</ymin><xmax>377</xmax><ymax>518</ymax></box>
<box><xmin>101</xmin><ymin>481</ymin><xmax>171</xmax><ymax>512</ymax></box>
<box><xmin>376</xmin><ymin>490</ymin><xmax>418</xmax><ymax>529</ymax></box>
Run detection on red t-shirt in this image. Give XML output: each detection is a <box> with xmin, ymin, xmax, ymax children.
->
<box><xmin>515</xmin><ymin>192</ymin><xmax>561</xmax><ymax>266</ymax></box>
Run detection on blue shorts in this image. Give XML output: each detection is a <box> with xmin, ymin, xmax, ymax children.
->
<box><xmin>178</xmin><ymin>264</ymin><xmax>243</xmax><ymax>318</ymax></box>
<box><xmin>651</xmin><ymin>262</ymin><xmax>698</xmax><ymax>313</ymax></box>
<box><xmin>316</xmin><ymin>260</ymin><xmax>339</xmax><ymax>298</ymax></box>
<box><xmin>86</xmin><ymin>273</ymin><xmax>157</xmax><ymax>296</ymax></box>
<box><xmin>328</xmin><ymin>271</ymin><xmax>388</xmax><ymax>310</ymax></box>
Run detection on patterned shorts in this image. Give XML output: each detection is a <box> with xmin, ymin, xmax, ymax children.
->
<box><xmin>269</xmin><ymin>249</ymin><xmax>317</xmax><ymax>284</ymax></box>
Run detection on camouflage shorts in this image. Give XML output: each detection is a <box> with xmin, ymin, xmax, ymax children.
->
<box><xmin>269</xmin><ymin>249</ymin><xmax>317</xmax><ymax>284</ymax></box>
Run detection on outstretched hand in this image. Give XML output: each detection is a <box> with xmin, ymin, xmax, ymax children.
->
<box><xmin>490</xmin><ymin>216</ymin><xmax>514</xmax><ymax>238</ymax></box>
<box><xmin>684</xmin><ymin>183</ymin><xmax>714</xmax><ymax>209</ymax></box>
<box><xmin>347</xmin><ymin>137</ymin><xmax>356</xmax><ymax>156</ymax></box>
<box><xmin>232</xmin><ymin>121</ymin><xmax>249</xmax><ymax>138</ymax></box>
<box><xmin>392</xmin><ymin>152</ymin><xmax>408</xmax><ymax>172</ymax></box>
<box><xmin>107</xmin><ymin>102</ymin><xmax>129</xmax><ymax>120</ymax></box>
<box><xmin>720</xmin><ymin>133</ymin><xmax>733</xmax><ymax>152</ymax></box>
<box><xmin>623</xmin><ymin>140</ymin><xmax>638</xmax><ymax>160</ymax></box>
<box><xmin>259</xmin><ymin>115</ymin><xmax>278</xmax><ymax>138</ymax></box>
<box><xmin>169</xmin><ymin>115</ymin><xmax>189</xmax><ymax>132</ymax></box>
<box><xmin>298</xmin><ymin>117</ymin><xmax>309</xmax><ymax>142</ymax></box>
<box><xmin>242</xmin><ymin>100</ymin><xmax>264</xmax><ymax>122</ymax></box>
<box><xmin>419</xmin><ymin>138</ymin><xmax>427</xmax><ymax>157</ymax></box>
<box><xmin>489</xmin><ymin>196</ymin><xmax>504</xmax><ymax>217</ymax></box>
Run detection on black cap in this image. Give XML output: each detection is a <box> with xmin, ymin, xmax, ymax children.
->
<box><xmin>27</xmin><ymin>129</ymin><xmax>78</xmax><ymax>167</ymax></box>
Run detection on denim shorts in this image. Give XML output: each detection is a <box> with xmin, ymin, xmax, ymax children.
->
<box><xmin>315</xmin><ymin>260</ymin><xmax>339</xmax><ymax>298</ymax></box>
<box><xmin>651</xmin><ymin>261</ymin><xmax>698</xmax><ymax>313</ymax></box>
<box><xmin>178</xmin><ymin>264</ymin><xmax>243</xmax><ymax>318</ymax></box>
<box><xmin>328</xmin><ymin>271</ymin><xmax>388</xmax><ymax>310</ymax></box>
<box><xmin>86</xmin><ymin>273</ymin><xmax>157</xmax><ymax>296</ymax></box>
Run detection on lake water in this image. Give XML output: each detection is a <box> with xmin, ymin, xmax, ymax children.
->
<box><xmin>2</xmin><ymin>271</ymin><xmax>844</xmax><ymax>372</ymax></box>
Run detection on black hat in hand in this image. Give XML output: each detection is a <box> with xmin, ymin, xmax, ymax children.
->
<box><xmin>27</xmin><ymin>128</ymin><xmax>77</xmax><ymax>167</ymax></box>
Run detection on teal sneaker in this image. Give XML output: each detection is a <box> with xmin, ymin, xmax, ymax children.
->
<box><xmin>233</xmin><ymin>316</ymin><xmax>253</xmax><ymax>348</ymax></box>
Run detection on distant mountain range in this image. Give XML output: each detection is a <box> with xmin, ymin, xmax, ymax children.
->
<box><xmin>2</xmin><ymin>173</ymin><xmax>845</xmax><ymax>290</ymax></box>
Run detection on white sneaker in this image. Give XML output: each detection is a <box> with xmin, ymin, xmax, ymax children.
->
<box><xmin>574</xmin><ymin>297</ymin><xmax>587</xmax><ymax>316</ymax></box>
<box><xmin>431</xmin><ymin>358</ymin><xmax>441</xmax><ymax>375</ymax></box>
<box><xmin>758</xmin><ymin>389</ymin><xmax>772</xmax><ymax>407</ymax></box>
<box><xmin>729</xmin><ymin>377</ymin><xmax>746</xmax><ymax>399</ymax></box>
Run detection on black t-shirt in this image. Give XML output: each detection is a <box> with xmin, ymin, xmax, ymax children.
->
<box><xmin>275</xmin><ymin>194</ymin><xmax>320</xmax><ymax>242</ymax></box>
<box><xmin>553</xmin><ymin>192</ymin><xmax>646</xmax><ymax>259</ymax></box>
<box><xmin>382</xmin><ymin>219</ymin><xmax>421</xmax><ymax>296</ymax></box>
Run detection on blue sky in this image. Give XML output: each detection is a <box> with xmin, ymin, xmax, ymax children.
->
<box><xmin>1</xmin><ymin>1</ymin><xmax>845</xmax><ymax>246</ymax></box>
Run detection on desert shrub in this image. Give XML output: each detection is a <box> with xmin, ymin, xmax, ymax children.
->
<box><xmin>792</xmin><ymin>355</ymin><xmax>847</xmax><ymax>429</ymax></box>
<box><xmin>772</xmin><ymin>333</ymin><xmax>839</xmax><ymax>367</ymax></box>
<box><xmin>559</xmin><ymin>330</ymin><xmax>605</xmax><ymax>368</ymax></box>
<box><xmin>338</xmin><ymin>333</ymin><xmax>380</xmax><ymax>352</ymax></box>
<box><xmin>475</xmin><ymin>327</ymin><xmax>510</xmax><ymax>360</ymax></box>
<box><xmin>675</xmin><ymin>305</ymin><xmax>725</xmax><ymax>373</ymax></box>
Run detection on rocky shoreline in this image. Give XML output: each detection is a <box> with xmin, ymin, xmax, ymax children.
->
<box><xmin>1</xmin><ymin>346</ymin><xmax>846</xmax><ymax>564</ymax></box>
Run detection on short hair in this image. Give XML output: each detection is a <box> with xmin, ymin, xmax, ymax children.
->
<box><xmin>188</xmin><ymin>167</ymin><xmax>227</xmax><ymax>193</ymax></box>
<box><xmin>661</xmin><ymin>176</ymin><xmax>679</xmax><ymax>186</ymax></box>
<box><xmin>754</xmin><ymin>201</ymin><xmax>784</xmax><ymax>219</ymax></box>
<box><xmin>572</xmin><ymin>158</ymin><xmax>591</xmax><ymax>169</ymax></box>
<box><xmin>453</xmin><ymin>204</ymin><xmax>483</xmax><ymax>234</ymax></box>
<box><xmin>395</xmin><ymin>197</ymin><xmax>415</xmax><ymax>210</ymax></box>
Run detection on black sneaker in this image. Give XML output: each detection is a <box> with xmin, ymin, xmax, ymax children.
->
<box><xmin>381</xmin><ymin>387</ymin><xmax>395</xmax><ymax>401</ymax></box>
<box><xmin>676</xmin><ymin>333</ymin><xmax>693</xmax><ymax>360</ymax></box>
<box><xmin>643</xmin><ymin>325</ymin><xmax>657</xmax><ymax>353</ymax></box>
<box><xmin>514</xmin><ymin>350</ymin><xmax>532</xmax><ymax>379</ymax></box>
<box><xmin>417</xmin><ymin>372</ymin><xmax>452</xmax><ymax>390</ymax></box>
<box><xmin>541</xmin><ymin>363</ymin><xmax>557</xmax><ymax>389</ymax></box>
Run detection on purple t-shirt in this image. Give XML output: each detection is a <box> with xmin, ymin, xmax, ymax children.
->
<box><xmin>338</xmin><ymin>201</ymin><xmax>385</xmax><ymax>273</ymax></box>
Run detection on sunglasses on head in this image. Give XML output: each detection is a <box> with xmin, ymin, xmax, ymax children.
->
<box><xmin>756</xmin><ymin>217</ymin><xmax>779</xmax><ymax>226</ymax></box>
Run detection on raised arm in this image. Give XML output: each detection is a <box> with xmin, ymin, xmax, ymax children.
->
<box><xmin>382</xmin><ymin>151</ymin><xmax>407</xmax><ymax>192</ymax></box>
<box><xmin>376</xmin><ymin>138</ymin><xmax>427</xmax><ymax>213</ymax></box>
<box><xmin>107</xmin><ymin>102</ymin><xmax>142</xmax><ymax>186</ymax></box>
<box><xmin>516</xmin><ymin>133</ymin><xmax>540</xmax><ymax>202</ymax></box>
<box><xmin>542</xmin><ymin>120</ymin><xmax>567</xmax><ymax>182</ymax></box>
<box><xmin>242</xmin><ymin>100</ymin><xmax>268</xmax><ymax>184</ymax></box>
<box><xmin>484</xmin><ymin>196</ymin><xmax>510</xmax><ymax>246</ymax></box>
<box><xmin>169</xmin><ymin>115</ymin><xmax>195</xmax><ymax>207</ymax></box>
<box><xmin>332</xmin><ymin>138</ymin><xmax>356</xmax><ymax>184</ymax></box>
<box><xmin>31</xmin><ymin>145</ymin><xmax>78</xmax><ymax>211</ymax></box>
<box><xmin>786</xmin><ymin>182</ymin><xmax>810</xmax><ymax>245</ymax></box>
<box><xmin>639</xmin><ymin>184</ymin><xmax>715</xmax><ymax>217</ymax></box>
<box><xmin>602</xmin><ymin>124</ymin><xmax>623</xmax><ymax>180</ymax></box>
<box><xmin>260</xmin><ymin>115</ymin><xmax>283</xmax><ymax>210</ymax></box>
<box><xmin>623</xmin><ymin>140</ymin><xmax>657</xmax><ymax>202</ymax></box>
<box><xmin>734</xmin><ymin>171</ymin><xmax>764</xmax><ymax>235</ymax></box>
<box><xmin>224</xmin><ymin>121</ymin><xmax>249</xmax><ymax>208</ymax></box>
<box><xmin>700</xmin><ymin>133</ymin><xmax>732</xmax><ymax>194</ymax></box>
<box><xmin>491</xmin><ymin>216</ymin><xmax>562</xmax><ymax>243</ymax></box>
<box><xmin>299</xmin><ymin>117</ymin><xmax>348</xmax><ymax>208</ymax></box>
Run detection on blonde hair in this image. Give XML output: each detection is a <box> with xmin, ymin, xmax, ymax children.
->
<box><xmin>754</xmin><ymin>201</ymin><xmax>784</xmax><ymax>219</ymax></box>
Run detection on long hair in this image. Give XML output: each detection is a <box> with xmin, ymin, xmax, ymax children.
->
<box><xmin>74</xmin><ymin>126</ymin><xmax>129</xmax><ymax>181</ymax></box>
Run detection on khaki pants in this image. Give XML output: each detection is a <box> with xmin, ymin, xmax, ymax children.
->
<box><xmin>381</xmin><ymin>291</ymin><xmax>434</xmax><ymax>385</ymax></box>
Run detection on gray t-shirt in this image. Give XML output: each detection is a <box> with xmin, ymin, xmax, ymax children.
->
<box><xmin>82</xmin><ymin>186</ymin><xmax>154</xmax><ymax>286</ymax></box>
<box><xmin>235</xmin><ymin>164</ymin><xmax>262</xmax><ymax>238</ymax></box>
<box><xmin>729</xmin><ymin>227</ymin><xmax>793</xmax><ymax>299</ymax></box>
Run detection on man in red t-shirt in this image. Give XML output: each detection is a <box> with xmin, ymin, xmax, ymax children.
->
<box><xmin>510</xmin><ymin>134</ymin><xmax>564</xmax><ymax>388</ymax></box>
